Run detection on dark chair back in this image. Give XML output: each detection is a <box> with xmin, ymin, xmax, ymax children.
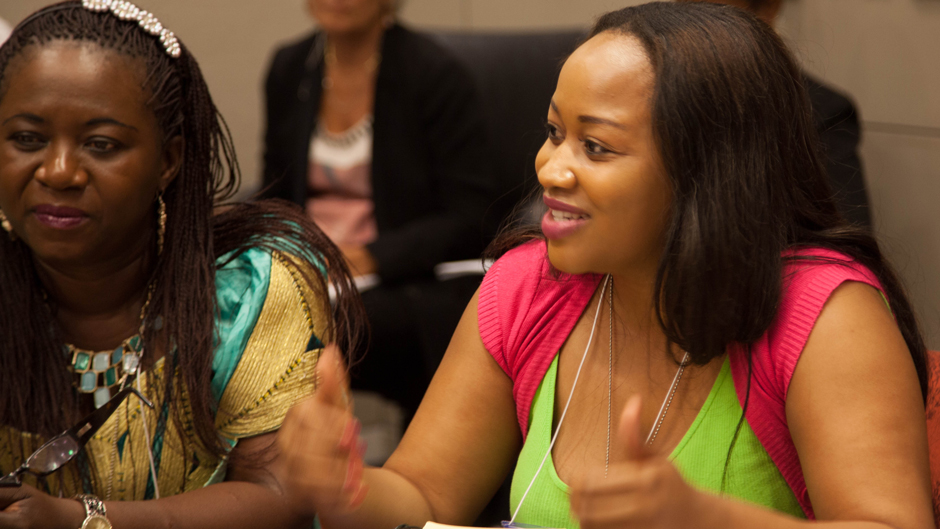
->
<box><xmin>431</xmin><ymin>30</ymin><xmax>586</xmax><ymax>228</ymax></box>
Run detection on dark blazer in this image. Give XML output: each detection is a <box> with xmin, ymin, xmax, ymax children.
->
<box><xmin>263</xmin><ymin>24</ymin><xmax>496</xmax><ymax>282</ymax></box>
<box><xmin>804</xmin><ymin>74</ymin><xmax>872</xmax><ymax>229</ymax></box>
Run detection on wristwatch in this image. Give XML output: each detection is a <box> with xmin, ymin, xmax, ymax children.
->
<box><xmin>75</xmin><ymin>494</ymin><xmax>112</xmax><ymax>529</ymax></box>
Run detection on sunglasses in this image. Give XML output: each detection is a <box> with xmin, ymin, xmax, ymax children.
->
<box><xmin>0</xmin><ymin>384</ymin><xmax>153</xmax><ymax>487</ymax></box>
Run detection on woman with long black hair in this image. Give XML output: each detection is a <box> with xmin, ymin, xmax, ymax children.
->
<box><xmin>277</xmin><ymin>3</ymin><xmax>932</xmax><ymax>529</ymax></box>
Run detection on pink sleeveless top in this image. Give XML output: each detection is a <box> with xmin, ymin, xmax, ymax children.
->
<box><xmin>478</xmin><ymin>240</ymin><xmax>884</xmax><ymax>519</ymax></box>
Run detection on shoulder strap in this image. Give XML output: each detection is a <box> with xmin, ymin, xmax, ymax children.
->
<box><xmin>478</xmin><ymin>240</ymin><xmax>601</xmax><ymax>437</ymax></box>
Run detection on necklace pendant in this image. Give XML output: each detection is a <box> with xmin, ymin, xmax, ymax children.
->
<box><xmin>67</xmin><ymin>333</ymin><xmax>146</xmax><ymax>407</ymax></box>
<box><xmin>123</xmin><ymin>352</ymin><xmax>140</xmax><ymax>376</ymax></box>
<box><xmin>93</xmin><ymin>387</ymin><xmax>111</xmax><ymax>408</ymax></box>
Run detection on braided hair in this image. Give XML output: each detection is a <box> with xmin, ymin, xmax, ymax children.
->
<box><xmin>0</xmin><ymin>0</ymin><xmax>364</xmax><ymax>469</ymax></box>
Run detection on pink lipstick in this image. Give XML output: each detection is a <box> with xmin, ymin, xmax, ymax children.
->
<box><xmin>33</xmin><ymin>205</ymin><xmax>89</xmax><ymax>230</ymax></box>
<box><xmin>541</xmin><ymin>196</ymin><xmax>590</xmax><ymax>240</ymax></box>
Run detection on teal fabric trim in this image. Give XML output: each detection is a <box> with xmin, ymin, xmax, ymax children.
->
<box><xmin>204</xmin><ymin>458</ymin><xmax>230</xmax><ymax>487</ymax></box>
<box><xmin>210</xmin><ymin>248</ymin><xmax>273</xmax><ymax>404</ymax></box>
<box><xmin>144</xmin><ymin>398</ymin><xmax>171</xmax><ymax>500</ymax></box>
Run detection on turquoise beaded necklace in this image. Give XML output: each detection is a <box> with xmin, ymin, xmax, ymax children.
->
<box><xmin>67</xmin><ymin>335</ymin><xmax>144</xmax><ymax>408</ymax></box>
<box><xmin>64</xmin><ymin>282</ymin><xmax>157</xmax><ymax>408</ymax></box>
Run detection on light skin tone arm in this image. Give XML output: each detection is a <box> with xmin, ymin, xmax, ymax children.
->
<box><xmin>280</xmin><ymin>281</ymin><xmax>932</xmax><ymax>529</ymax></box>
<box><xmin>0</xmin><ymin>433</ymin><xmax>312</xmax><ymax>529</ymax></box>
<box><xmin>571</xmin><ymin>281</ymin><xmax>934</xmax><ymax>529</ymax></box>
<box><xmin>278</xmin><ymin>290</ymin><xmax>522</xmax><ymax>528</ymax></box>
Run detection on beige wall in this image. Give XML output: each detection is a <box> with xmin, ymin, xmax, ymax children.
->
<box><xmin>776</xmin><ymin>1</ymin><xmax>940</xmax><ymax>349</ymax></box>
<box><xmin>2</xmin><ymin>0</ymin><xmax>938</xmax><ymax>347</ymax></box>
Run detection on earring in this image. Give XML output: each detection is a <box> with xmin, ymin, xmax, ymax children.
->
<box><xmin>0</xmin><ymin>209</ymin><xmax>15</xmax><ymax>241</ymax></box>
<box><xmin>156</xmin><ymin>194</ymin><xmax>166</xmax><ymax>255</ymax></box>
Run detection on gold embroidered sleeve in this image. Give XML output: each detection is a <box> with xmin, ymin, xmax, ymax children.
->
<box><xmin>215</xmin><ymin>251</ymin><xmax>330</xmax><ymax>440</ymax></box>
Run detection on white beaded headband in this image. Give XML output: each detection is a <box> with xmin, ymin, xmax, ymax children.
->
<box><xmin>81</xmin><ymin>0</ymin><xmax>181</xmax><ymax>58</ymax></box>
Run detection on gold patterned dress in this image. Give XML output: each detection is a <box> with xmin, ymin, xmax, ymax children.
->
<box><xmin>0</xmin><ymin>247</ymin><xmax>328</xmax><ymax>499</ymax></box>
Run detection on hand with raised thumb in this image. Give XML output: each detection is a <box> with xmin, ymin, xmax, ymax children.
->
<box><xmin>276</xmin><ymin>344</ymin><xmax>368</xmax><ymax>517</ymax></box>
<box><xmin>572</xmin><ymin>395</ymin><xmax>706</xmax><ymax>529</ymax></box>
<box><xmin>614</xmin><ymin>394</ymin><xmax>651</xmax><ymax>464</ymax></box>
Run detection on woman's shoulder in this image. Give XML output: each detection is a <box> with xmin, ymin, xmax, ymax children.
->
<box><xmin>729</xmin><ymin>245</ymin><xmax>888</xmax><ymax>420</ymax></box>
<box><xmin>215</xmin><ymin>244</ymin><xmax>328</xmax><ymax>337</ymax></box>
<box><xmin>747</xmin><ymin>246</ymin><xmax>885</xmax><ymax>360</ymax></box>
<box><xmin>727</xmin><ymin>249</ymin><xmax>902</xmax><ymax>519</ymax></box>
<box><xmin>268</xmin><ymin>30</ymin><xmax>318</xmax><ymax>72</ymax></box>
<box><xmin>211</xmin><ymin>245</ymin><xmax>328</xmax><ymax>400</ymax></box>
<box><xmin>480</xmin><ymin>240</ymin><xmax>585</xmax><ymax>318</ymax></box>
<box><xmin>211</xmin><ymin>245</ymin><xmax>327</xmax><ymax>441</ymax></box>
<box><xmin>214</xmin><ymin>242</ymin><xmax>327</xmax><ymax>300</ymax></box>
<box><xmin>778</xmin><ymin>246</ymin><xmax>883</xmax><ymax>316</ymax></box>
<box><xmin>478</xmin><ymin>240</ymin><xmax>602</xmax><ymax>434</ymax></box>
<box><xmin>479</xmin><ymin>239</ymin><xmax>600</xmax><ymax>369</ymax></box>
<box><xmin>782</xmin><ymin>246</ymin><xmax>878</xmax><ymax>279</ymax></box>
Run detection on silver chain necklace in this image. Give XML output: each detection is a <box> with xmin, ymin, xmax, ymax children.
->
<box><xmin>605</xmin><ymin>276</ymin><xmax>690</xmax><ymax>477</ymax></box>
<box><xmin>510</xmin><ymin>275</ymin><xmax>690</xmax><ymax>525</ymax></box>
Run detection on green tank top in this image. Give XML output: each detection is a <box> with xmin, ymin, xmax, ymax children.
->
<box><xmin>509</xmin><ymin>356</ymin><xmax>804</xmax><ymax>528</ymax></box>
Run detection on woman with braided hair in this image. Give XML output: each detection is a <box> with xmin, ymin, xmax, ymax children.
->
<box><xmin>0</xmin><ymin>1</ymin><xmax>364</xmax><ymax>527</ymax></box>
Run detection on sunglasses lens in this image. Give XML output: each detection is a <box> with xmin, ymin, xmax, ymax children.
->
<box><xmin>27</xmin><ymin>436</ymin><xmax>80</xmax><ymax>474</ymax></box>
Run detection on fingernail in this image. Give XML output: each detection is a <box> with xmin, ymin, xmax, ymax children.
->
<box><xmin>343</xmin><ymin>458</ymin><xmax>356</xmax><ymax>491</ymax></box>
<box><xmin>344</xmin><ymin>456</ymin><xmax>363</xmax><ymax>492</ymax></box>
<box><xmin>339</xmin><ymin>419</ymin><xmax>360</xmax><ymax>449</ymax></box>
<box><xmin>343</xmin><ymin>464</ymin><xmax>354</xmax><ymax>492</ymax></box>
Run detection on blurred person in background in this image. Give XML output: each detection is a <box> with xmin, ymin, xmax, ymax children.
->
<box><xmin>680</xmin><ymin>0</ymin><xmax>873</xmax><ymax>229</ymax></box>
<box><xmin>261</xmin><ymin>0</ymin><xmax>496</xmax><ymax>448</ymax></box>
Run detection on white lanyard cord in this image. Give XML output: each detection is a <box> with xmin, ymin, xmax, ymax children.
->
<box><xmin>136</xmin><ymin>374</ymin><xmax>160</xmax><ymax>499</ymax></box>
<box><xmin>508</xmin><ymin>275</ymin><xmax>611</xmax><ymax>525</ymax></box>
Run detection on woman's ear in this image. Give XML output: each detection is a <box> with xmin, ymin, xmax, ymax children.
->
<box><xmin>158</xmin><ymin>135</ymin><xmax>184</xmax><ymax>191</ymax></box>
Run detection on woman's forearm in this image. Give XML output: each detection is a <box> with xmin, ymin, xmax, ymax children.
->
<box><xmin>97</xmin><ymin>481</ymin><xmax>311</xmax><ymax>529</ymax></box>
<box><xmin>318</xmin><ymin>467</ymin><xmax>436</xmax><ymax>529</ymax></box>
<box><xmin>700</xmin><ymin>492</ymin><xmax>912</xmax><ymax>529</ymax></box>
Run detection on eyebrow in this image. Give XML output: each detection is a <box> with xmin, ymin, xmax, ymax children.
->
<box><xmin>1</xmin><ymin>113</ymin><xmax>43</xmax><ymax>126</ymax></box>
<box><xmin>86</xmin><ymin>118</ymin><xmax>138</xmax><ymax>132</ymax></box>
<box><xmin>550</xmin><ymin>100</ymin><xmax>629</xmax><ymax>131</ymax></box>
<box><xmin>0</xmin><ymin>114</ymin><xmax>139</xmax><ymax>132</ymax></box>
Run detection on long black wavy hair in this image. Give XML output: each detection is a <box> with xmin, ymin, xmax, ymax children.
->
<box><xmin>488</xmin><ymin>2</ymin><xmax>927</xmax><ymax>397</ymax></box>
<box><xmin>0</xmin><ymin>0</ymin><xmax>365</xmax><ymax>469</ymax></box>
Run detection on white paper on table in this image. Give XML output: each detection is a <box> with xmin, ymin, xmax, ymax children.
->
<box><xmin>424</xmin><ymin>522</ymin><xmax>488</xmax><ymax>529</ymax></box>
<box><xmin>424</xmin><ymin>522</ymin><xmax>560</xmax><ymax>529</ymax></box>
<box><xmin>328</xmin><ymin>273</ymin><xmax>380</xmax><ymax>303</ymax></box>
